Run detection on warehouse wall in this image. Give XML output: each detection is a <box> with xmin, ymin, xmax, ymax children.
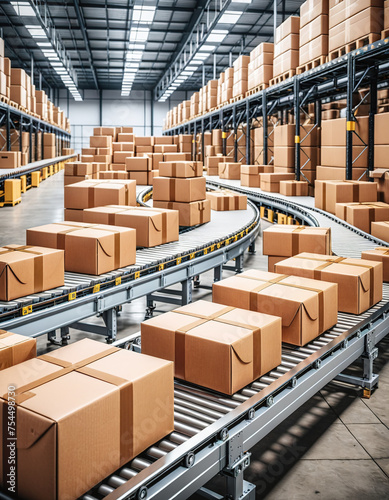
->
<box><xmin>59</xmin><ymin>89</ymin><xmax>189</xmax><ymax>152</ymax></box>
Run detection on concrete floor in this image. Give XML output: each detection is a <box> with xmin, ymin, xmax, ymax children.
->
<box><xmin>1</xmin><ymin>172</ymin><xmax>388</xmax><ymax>499</ymax></box>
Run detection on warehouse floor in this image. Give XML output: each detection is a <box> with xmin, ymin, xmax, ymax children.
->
<box><xmin>1</xmin><ymin>172</ymin><xmax>388</xmax><ymax>500</ymax></box>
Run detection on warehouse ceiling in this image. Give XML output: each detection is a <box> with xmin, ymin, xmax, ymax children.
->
<box><xmin>0</xmin><ymin>0</ymin><xmax>306</xmax><ymax>98</ymax></box>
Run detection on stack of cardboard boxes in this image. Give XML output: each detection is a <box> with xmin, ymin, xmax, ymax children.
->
<box><xmin>247</xmin><ymin>43</ymin><xmax>274</xmax><ymax>92</ymax></box>
<box><xmin>153</xmin><ymin>161</ymin><xmax>211</xmax><ymax>226</ymax></box>
<box><xmin>221</xmin><ymin>67</ymin><xmax>234</xmax><ymax>103</ymax></box>
<box><xmin>315</xmin><ymin>179</ymin><xmax>378</xmax><ymax>214</ymax></box>
<box><xmin>272</xmin><ymin>16</ymin><xmax>300</xmax><ymax>82</ymax></box>
<box><xmin>232</xmin><ymin>55</ymin><xmax>250</xmax><ymax>98</ymax></box>
<box><xmin>329</xmin><ymin>0</ymin><xmax>384</xmax><ymax>56</ymax></box>
<box><xmin>298</xmin><ymin>0</ymin><xmax>329</xmax><ymax>69</ymax></box>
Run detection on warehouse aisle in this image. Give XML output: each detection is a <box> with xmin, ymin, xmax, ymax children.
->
<box><xmin>0</xmin><ymin>172</ymin><xmax>388</xmax><ymax>500</ymax></box>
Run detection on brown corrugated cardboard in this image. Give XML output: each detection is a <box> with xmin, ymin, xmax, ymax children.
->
<box><xmin>275</xmin><ymin>16</ymin><xmax>300</xmax><ymax>43</ymax></box>
<box><xmin>299</xmin><ymin>35</ymin><xmax>329</xmax><ymax>65</ymax></box>
<box><xmin>218</xmin><ymin>162</ymin><xmax>241</xmax><ymax>180</ymax></box>
<box><xmin>0</xmin><ymin>245</ymin><xmax>64</xmax><ymax>300</ymax></box>
<box><xmin>263</xmin><ymin>226</ymin><xmax>332</xmax><ymax>257</ymax></box>
<box><xmin>374</xmin><ymin>145</ymin><xmax>389</xmax><ymax>168</ymax></box>
<box><xmin>321</xmin><ymin>117</ymin><xmax>368</xmax><ymax>146</ymax></box>
<box><xmin>26</xmin><ymin>222</ymin><xmax>136</xmax><ymax>274</ymax></box>
<box><xmin>321</xmin><ymin>145</ymin><xmax>368</xmax><ymax>167</ymax></box>
<box><xmin>159</xmin><ymin>161</ymin><xmax>203</xmax><ymax>178</ymax></box>
<box><xmin>64</xmin><ymin>180</ymin><xmax>136</xmax><ymax>209</ymax></box>
<box><xmin>316</xmin><ymin>166</ymin><xmax>368</xmax><ymax>181</ymax></box>
<box><xmin>279</xmin><ymin>180</ymin><xmax>309</xmax><ymax>196</ymax></box>
<box><xmin>300</xmin><ymin>15</ymin><xmax>329</xmax><ymax>46</ymax></box>
<box><xmin>361</xmin><ymin>247</ymin><xmax>389</xmax><ymax>281</ymax></box>
<box><xmin>153</xmin><ymin>200</ymin><xmax>211</xmax><ymax>226</ymax></box>
<box><xmin>274</xmin><ymin>33</ymin><xmax>300</xmax><ymax>57</ymax></box>
<box><xmin>213</xmin><ymin>270</ymin><xmax>338</xmax><ymax>345</ymax></box>
<box><xmin>375</xmin><ymin>112</ymin><xmax>389</xmax><ymax>145</ymax></box>
<box><xmin>315</xmin><ymin>180</ymin><xmax>377</xmax><ymax>213</ymax></box>
<box><xmin>300</xmin><ymin>0</ymin><xmax>329</xmax><ymax>28</ymax></box>
<box><xmin>260</xmin><ymin>172</ymin><xmax>295</xmax><ymax>192</ymax></box>
<box><xmin>0</xmin><ymin>331</ymin><xmax>36</xmax><ymax>370</ymax></box>
<box><xmin>274</xmin><ymin>252</ymin><xmax>383</xmax><ymax>313</ymax></box>
<box><xmin>342</xmin><ymin>202</ymin><xmax>389</xmax><ymax>233</ymax></box>
<box><xmin>206</xmin><ymin>191</ymin><xmax>247</xmax><ymax>211</ymax></box>
<box><xmin>0</xmin><ymin>151</ymin><xmax>21</xmax><ymax>169</ymax></box>
<box><xmin>125</xmin><ymin>156</ymin><xmax>152</xmax><ymax>172</ymax></box>
<box><xmin>371</xmin><ymin>221</ymin><xmax>389</xmax><ymax>242</ymax></box>
<box><xmin>153</xmin><ymin>177</ymin><xmax>206</xmax><ymax>202</ymax></box>
<box><xmin>370</xmin><ymin>169</ymin><xmax>389</xmax><ymax>203</ymax></box>
<box><xmin>273</xmin><ymin>50</ymin><xmax>299</xmax><ymax>76</ymax></box>
<box><xmin>141</xmin><ymin>300</ymin><xmax>282</xmax><ymax>394</ymax></box>
<box><xmin>268</xmin><ymin>255</ymin><xmax>287</xmax><ymax>272</ymax></box>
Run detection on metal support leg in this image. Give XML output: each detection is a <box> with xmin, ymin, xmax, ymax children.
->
<box><xmin>346</xmin><ymin>55</ymin><xmax>354</xmax><ymax>180</ymax></box>
<box><xmin>181</xmin><ymin>278</ymin><xmax>192</xmax><ymax>305</ymax></box>
<box><xmin>248</xmin><ymin>240</ymin><xmax>256</xmax><ymax>255</ymax></box>
<box><xmin>214</xmin><ymin>264</ymin><xmax>223</xmax><ymax>282</ymax></box>
<box><xmin>193</xmin><ymin>275</ymin><xmax>200</xmax><ymax>288</ymax></box>
<box><xmin>47</xmin><ymin>327</ymin><xmax>70</xmax><ymax>346</ymax></box>
<box><xmin>294</xmin><ymin>77</ymin><xmax>301</xmax><ymax>181</ymax></box>
<box><xmin>234</xmin><ymin>254</ymin><xmax>244</xmax><ymax>274</ymax></box>
<box><xmin>102</xmin><ymin>308</ymin><xmax>117</xmax><ymax>343</ymax></box>
<box><xmin>262</xmin><ymin>90</ymin><xmax>268</xmax><ymax>165</ymax></box>
<box><xmin>145</xmin><ymin>294</ymin><xmax>156</xmax><ymax>319</ymax></box>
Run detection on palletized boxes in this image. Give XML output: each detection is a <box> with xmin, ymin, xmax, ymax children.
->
<box><xmin>212</xmin><ymin>270</ymin><xmax>338</xmax><ymax>346</ymax></box>
<box><xmin>240</xmin><ymin>165</ymin><xmax>273</xmax><ymax>187</ymax></box>
<box><xmin>141</xmin><ymin>300</ymin><xmax>282</xmax><ymax>394</ymax></box>
<box><xmin>274</xmin><ymin>252</ymin><xmax>383</xmax><ymax>314</ymax></box>
<box><xmin>232</xmin><ymin>55</ymin><xmax>250</xmax><ymax>98</ymax></box>
<box><xmin>315</xmin><ymin>180</ymin><xmax>378</xmax><ymax>214</ymax></box>
<box><xmin>206</xmin><ymin>190</ymin><xmax>247</xmax><ymax>211</ymax></box>
<box><xmin>329</xmin><ymin>0</ymin><xmax>384</xmax><ymax>54</ymax></box>
<box><xmin>0</xmin><ymin>331</ymin><xmax>36</xmax><ymax>370</ymax></box>
<box><xmin>335</xmin><ymin>202</ymin><xmax>389</xmax><ymax>233</ymax></box>
<box><xmin>43</xmin><ymin>132</ymin><xmax>56</xmax><ymax>159</ymax></box>
<box><xmin>64</xmin><ymin>179</ymin><xmax>136</xmax><ymax>211</ymax></box>
<box><xmin>374</xmin><ymin>112</ymin><xmax>389</xmax><ymax>172</ymax></box>
<box><xmin>83</xmin><ymin>205</ymin><xmax>179</xmax><ymax>247</ymax></box>
<box><xmin>0</xmin><ymin>339</ymin><xmax>174</xmax><ymax>500</ymax></box>
<box><xmin>299</xmin><ymin>0</ymin><xmax>329</xmax><ymax>67</ymax></box>
<box><xmin>10</xmin><ymin>68</ymin><xmax>27</xmax><ymax>108</ymax></box>
<box><xmin>362</xmin><ymin>247</ymin><xmax>389</xmax><ymax>282</ymax></box>
<box><xmin>0</xmin><ymin>245</ymin><xmax>64</xmax><ymax>301</ymax></box>
<box><xmin>273</xmin><ymin>16</ymin><xmax>300</xmax><ymax>78</ymax></box>
<box><xmin>247</xmin><ymin>42</ymin><xmax>274</xmax><ymax>91</ymax></box>
<box><xmin>26</xmin><ymin>222</ymin><xmax>136</xmax><ymax>274</ymax></box>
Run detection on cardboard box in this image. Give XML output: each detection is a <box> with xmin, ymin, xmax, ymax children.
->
<box><xmin>125</xmin><ymin>156</ymin><xmax>151</xmax><ymax>172</ymax></box>
<box><xmin>113</xmin><ymin>151</ymin><xmax>134</xmax><ymax>164</ymax></box>
<box><xmin>275</xmin><ymin>16</ymin><xmax>300</xmax><ymax>43</ymax></box>
<box><xmin>127</xmin><ymin>170</ymin><xmax>158</xmax><ymax>185</ymax></box>
<box><xmin>267</xmin><ymin>255</ymin><xmax>287</xmax><ymax>272</ymax></box>
<box><xmin>64</xmin><ymin>209</ymin><xmax>84</xmax><ymax>222</ymax></box>
<box><xmin>65</xmin><ymin>162</ymin><xmax>93</xmax><ymax>176</ymax></box>
<box><xmin>213</xmin><ymin>270</ymin><xmax>338</xmax><ymax>345</ymax></box>
<box><xmin>90</xmin><ymin>136</ymin><xmax>112</xmax><ymax>148</ymax></box>
<box><xmin>371</xmin><ymin>221</ymin><xmax>389</xmax><ymax>242</ymax></box>
<box><xmin>0</xmin><ymin>151</ymin><xmax>21</xmax><ymax>169</ymax></box>
<box><xmin>374</xmin><ymin>112</ymin><xmax>389</xmax><ymax>145</ymax></box>
<box><xmin>64</xmin><ymin>180</ymin><xmax>136</xmax><ymax>209</ymax></box>
<box><xmin>321</xmin><ymin>145</ymin><xmax>367</xmax><ymax>168</ymax></box>
<box><xmin>206</xmin><ymin>191</ymin><xmax>247</xmax><ymax>211</ymax></box>
<box><xmin>300</xmin><ymin>0</ymin><xmax>329</xmax><ymax>28</ymax></box>
<box><xmin>99</xmin><ymin>171</ymin><xmax>129</xmax><ymax>180</ymax></box>
<box><xmin>159</xmin><ymin>161</ymin><xmax>203</xmax><ymax>178</ymax></box>
<box><xmin>0</xmin><ymin>331</ymin><xmax>36</xmax><ymax>370</ymax></box>
<box><xmin>205</xmin><ymin>156</ymin><xmax>228</xmax><ymax>168</ymax></box>
<box><xmin>370</xmin><ymin>169</ymin><xmax>389</xmax><ymax>203</ymax></box>
<box><xmin>83</xmin><ymin>205</ymin><xmax>179</xmax><ymax>245</ymax></box>
<box><xmin>315</xmin><ymin>180</ymin><xmax>377</xmax><ymax>213</ymax></box>
<box><xmin>263</xmin><ymin>226</ymin><xmax>331</xmax><ymax>257</ymax></box>
<box><xmin>361</xmin><ymin>247</ymin><xmax>389</xmax><ymax>282</ymax></box>
<box><xmin>374</xmin><ymin>145</ymin><xmax>389</xmax><ymax>168</ymax></box>
<box><xmin>337</xmin><ymin>202</ymin><xmax>389</xmax><ymax>233</ymax></box>
<box><xmin>299</xmin><ymin>35</ymin><xmax>329</xmax><ymax>65</ymax></box>
<box><xmin>0</xmin><ymin>339</ymin><xmax>174</xmax><ymax>500</ymax></box>
<box><xmin>218</xmin><ymin>162</ymin><xmax>241</xmax><ymax>180</ymax></box>
<box><xmin>316</xmin><ymin>165</ymin><xmax>368</xmax><ymax>181</ymax></box>
<box><xmin>300</xmin><ymin>15</ymin><xmax>329</xmax><ymax>46</ymax></box>
<box><xmin>321</xmin><ymin>117</ymin><xmax>368</xmax><ymax>146</ymax></box>
<box><xmin>113</xmin><ymin>142</ymin><xmax>134</xmax><ymax>152</ymax></box>
<box><xmin>93</xmin><ymin>126</ymin><xmax>117</xmax><ymax>137</ymax></box>
<box><xmin>274</xmin><ymin>124</ymin><xmax>318</xmax><ymax>147</ymax></box>
<box><xmin>279</xmin><ymin>180</ymin><xmax>309</xmax><ymax>196</ymax></box>
<box><xmin>141</xmin><ymin>300</ymin><xmax>282</xmax><ymax>394</ymax></box>
<box><xmin>154</xmin><ymin>144</ymin><xmax>178</xmax><ymax>153</ymax></box>
<box><xmin>27</xmin><ymin>222</ymin><xmax>136</xmax><ymax>274</ymax></box>
<box><xmin>64</xmin><ymin>174</ymin><xmax>94</xmax><ymax>186</ymax></box>
<box><xmin>153</xmin><ymin>177</ymin><xmax>206</xmax><ymax>202</ymax></box>
<box><xmin>136</xmin><ymin>145</ymin><xmax>153</xmax><ymax>154</ymax></box>
<box><xmin>0</xmin><ymin>245</ymin><xmax>64</xmax><ymax>300</ymax></box>
<box><xmin>153</xmin><ymin>200</ymin><xmax>211</xmax><ymax>226</ymax></box>
<box><xmin>260</xmin><ymin>172</ymin><xmax>295</xmax><ymax>192</ymax></box>
<box><xmin>273</xmin><ymin>50</ymin><xmax>299</xmax><ymax>76</ymax></box>
<box><xmin>135</xmin><ymin>136</ymin><xmax>154</xmax><ymax>146</ymax></box>
<box><xmin>274</xmin><ymin>252</ymin><xmax>383</xmax><ymax>314</ymax></box>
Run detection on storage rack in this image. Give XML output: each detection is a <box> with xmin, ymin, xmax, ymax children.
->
<box><xmin>163</xmin><ymin>38</ymin><xmax>389</xmax><ymax>183</ymax></box>
<box><xmin>0</xmin><ymin>98</ymin><xmax>71</xmax><ymax>173</ymax></box>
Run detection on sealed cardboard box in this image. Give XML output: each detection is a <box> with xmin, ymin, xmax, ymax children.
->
<box><xmin>0</xmin><ymin>331</ymin><xmax>36</xmax><ymax>370</ymax></box>
<box><xmin>113</xmin><ymin>151</ymin><xmax>134</xmax><ymax>164</ymax></box>
<box><xmin>218</xmin><ymin>162</ymin><xmax>241</xmax><ymax>180</ymax></box>
<box><xmin>263</xmin><ymin>226</ymin><xmax>331</xmax><ymax>257</ymax></box>
<box><xmin>299</xmin><ymin>35</ymin><xmax>329</xmax><ymax>65</ymax></box>
<box><xmin>315</xmin><ymin>180</ymin><xmax>377</xmax><ymax>213</ymax></box>
<box><xmin>361</xmin><ymin>247</ymin><xmax>389</xmax><ymax>282</ymax></box>
<box><xmin>153</xmin><ymin>200</ymin><xmax>211</xmax><ymax>226</ymax></box>
<box><xmin>0</xmin><ymin>151</ymin><xmax>21</xmax><ymax>169</ymax></box>
<box><xmin>275</xmin><ymin>16</ymin><xmax>300</xmax><ymax>43</ymax></box>
<box><xmin>300</xmin><ymin>0</ymin><xmax>329</xmax><ymax>28</ymax></box>
<box><xmin>316</xmin><ymin>166</ymin><xmax>368</xmax><ymax>181</ymax></box>
<box><xmin>159</xmin><ymin>161</ymin><xmax>203</xmax><ymax>178</ymax></box>
<box><xmin>127</xmin><ymin>170</ymin><xmax>157</xmax><ymax>185</ymax></box>
<box><xmin>65</xmin><ymin>162</ymin><xmax>93</xmax><ymax>176</ymax></box>
<box><xmin>93</xmin><ymin>126</ymin><xmax>117</xmax><ymax>137</ymax></box>
<box><xmin>64</xmin><ymin>180</ymin><xmax>136</xmax><ymax>209</ymax></box>
<box><xmin>279</xmin><ymin>180</ymin><xmax>309</xmax><ymax>196</ymax></box>
<box><xmin>141</xmin><ymin>300</ymin><xmax>282</xmax><ymax>394</ymax></box>
<box><xmin>27</xmin><ymin>222</ymin><xmax>136</xmax><ymax>274</ymax></box>
<box><xmin>274</xmin><ymin>252</ymin><xmax>383</xmax><ymax>314</ymax></box>
<box><xmin>370</xmin><ymin>169</ymin><xmax>389</xmax><ymax>203</ymax></box>
<box><xmin>371</xmin><ymin>221</ymin><xmax>389</xmax><ymax>242</ymax></box>
<box><xmin>268</xmin><ymin>255</ymin><xmax>287</xmax><ymax>272</ymax></box>
<box><xmin>99</xmin><ymin>171</ymin><xmax>128</xmax><ymax>180</ymax></box>
<box><xmin>274</xmin><ymin>124</ymin><xmax>318</xmax><ymax>147</ymax></box>
<box><xmin>205</xmin><ymin>155</ymin><xmax>228</xmax><ymax>168</ymax></box>
<box><xmin>300</xmin><ymin>15</ymin><xmax>329</xmax><ymax>46</ymax></box>
<box><xmin>125</xmin><ymin>156</ymin><xmax>151</xmax><ymax>172</ymax></box>
<box><xmin>213</xmin><ymin>270</ymin><xmax>338</xmax><ymax>345</ymax></box>
<box><xmin>338</xmin><ymin>202</ymin><xmax>389</xmax><ymax>233</ymax></box>
<box><xmin>260</xmin><ymin>172</ymin><xmax>295</xmax><ymax>192</ymax></box>
<box><xmin>154</xmin><ymin>144</ymin><xmax>178</xmax><ymax>153</ymax></box>
<box><xmin>83</xmin><ymin>205</ymin><xmax>179</xmax><ymax>245</ymax></box>
<box><xmin>206</xmin><ymin>191</ymin><xmax>247</xmax><ymax>211</ymax></box>
<box><xmin>153</xmin><ymin>176</ymin><xmax>206</xmax><ymax>202</ymax></box>
<box><xmin>0</xmin><ymin>339</ymin><xmax>174</xmax><ymax>500</ymax></box>
<box><xmin>0</xmin><ymin>245</ymin><xmax>64</xmax><ymax>300</ymax></box>
<box><xmin>135</xmin><ymin>136</ymin><xmax>154</xmax><ymax>146</ymax></box>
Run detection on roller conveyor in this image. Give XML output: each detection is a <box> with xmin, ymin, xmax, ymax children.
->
<box><xmin>76</xmin><ymin>180</ymin><xmax>389</xmax><ymax>500</ymax></box>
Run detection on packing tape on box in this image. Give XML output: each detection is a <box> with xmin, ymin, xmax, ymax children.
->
<box><xmin>0</xmin><ymin>246</ymin><xmax>45</xmax><ymax>291</ymax></box>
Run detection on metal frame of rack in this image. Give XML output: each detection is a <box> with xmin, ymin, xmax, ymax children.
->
<box><xmin>163</xmin><ymin>38</ymin><xmax>389</xmax><ymax>184</ymax></box>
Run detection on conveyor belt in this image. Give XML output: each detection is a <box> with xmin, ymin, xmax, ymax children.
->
<box><xmin>0</xmin><ymin>185</ymin><xmax>259</xmax><ymax>335</ymax></box>
<box><xmin>78</xmin><ymin>180</ymin><xmax>389</xmax><ymax>500</ymax></box>
<box><xmin>0</xmin><ymin>155</ymin><xmax>76</xmax><ymax>181</ymax></box>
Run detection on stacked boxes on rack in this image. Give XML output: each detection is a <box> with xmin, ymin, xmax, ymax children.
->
<box><xmin>272</xmin><ymin>16</ymin><xmax>300</xmax><ymax>80</ymax></box>
<box><xmin>247</xmin><ymin>42</ymin><xmax>274</xmax><ymax>92</ymax></box>
<box><xmin>298</xmin><ymin>0</ymin><xmax>329</xmax><ymax>67</ymax></box>
<box><xmin>232</xmin><ymin>55</ymin><xmax>250</xmax><ymax>98</ymax></box>
<box><xmin>153</xmin><ymin>161</ymin><xmax>211</xmax><ymax>226</ymax></box>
